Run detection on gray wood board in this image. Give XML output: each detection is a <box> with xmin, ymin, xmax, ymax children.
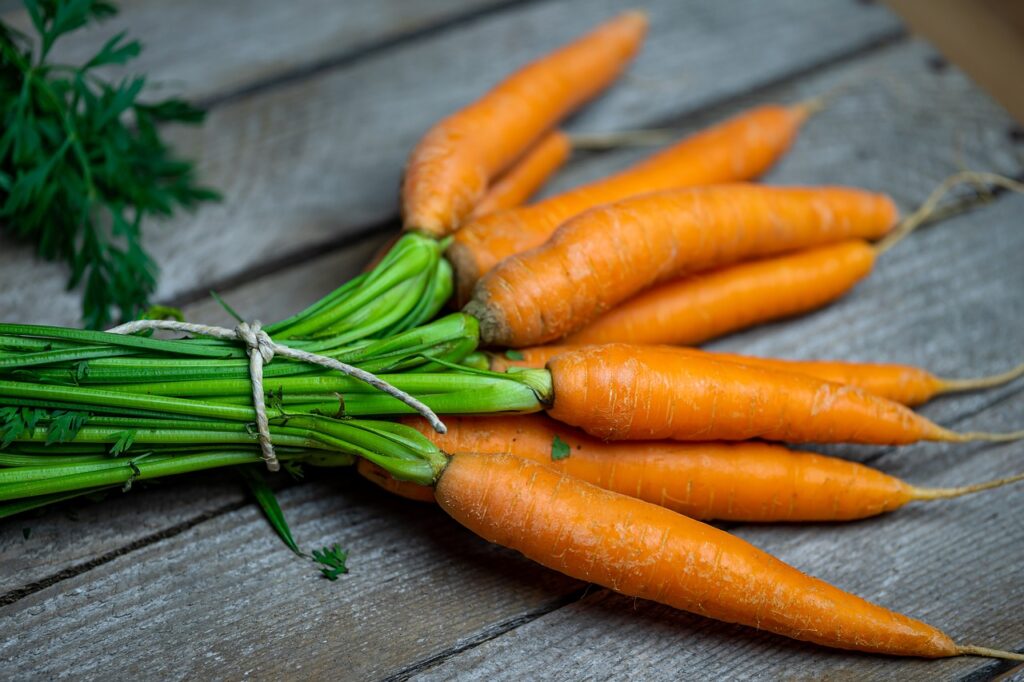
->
<box><xmin>0</xmin><ymin>0</ymin><xmax>505</xmax><ymax>103</ymax></box>
<box><xmin>0</xmin><ymin>235</ymin><xmax>388</xmax><ymax>593</ymax></box>
<box><xmin>0</xmin><ymin>0</ymin><xmax>902</xmax><ymax>326</ymax></box>
<box><xmin>2</xmin><ymin>194</ymin><xmax>1021</xmax><ymax>680</ymax></box>
<box><xmin>0</xmin><ymin>474</ymin><xmax>584</xmax><ymax>680</ymax></box>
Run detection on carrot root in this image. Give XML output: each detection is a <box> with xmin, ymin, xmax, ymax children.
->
<box><xmin>875</xmin><ymin>171</ymin><xmax>1024</xmax><ymax>255</ymax></box>
<box><xmin>910</xmin><ymin>471</ymin><xmax>1024</xmax><ymax>501</ymax></box>
<box><xmin>950</xmin><ymin>429</ymin><xmax>1024</xmax><ymax>443</ymax></box>
<box><xmin>955</xmin><ymin>645</ymin><xmax>1024</xmax><ymax>662</ymax></box>
<box><xmin>939</xmin><ymin>362</ymin><xmax>1024</xmax><ymax>395</ymax></box>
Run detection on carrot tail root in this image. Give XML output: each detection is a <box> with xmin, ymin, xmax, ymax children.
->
<box><xmin>956</xmin><ymin>645</ymin><xmax>1024</xmax><ymax>661</ymax></box>
<box><xmin>910</xmin><ymin>471</ymin><xmax>1024</xmax><ymax>501</ymax></box>
<box><xmin>941</xmin><ymin>362</ymin><xmax>1024</xmax><ymax>394</ymax></box>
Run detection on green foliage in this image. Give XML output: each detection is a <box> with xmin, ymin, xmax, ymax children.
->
<box><xmin>504</xmin><ymin>349</ymin><xmax>525</xmax><ymax>361</ymax></box>
<box><xmin>108</xmin><ymin>429</ymin><xmax>134</xmax><ymax>455</ymax></box>
<box><xmin>0</xmin><ymin>0</ymin><xmax>219</xmax><ymax>329</ymax></box>
<box><xmin>550</xmin><ymin>434</ymin><xmax>570</xmax><ymax>461</ymax></box>
<box><xmin>239</xmin><ymin>465</ymin><xmax>301</xmax><ymax>555</ymax></box>
<box><xmin>312</xmin><ymin>543</ymin><xmax>349</xmax><ymax>580</ymax></box>
<box><xmin>45</xmin><ymin>409</ymin><xmax>88</xmax><ymax>444</ymax></box>
<box><xmin>0</xmin><ymin>406</ymin><xmax>43</xmax><ymax>448</ymax></box>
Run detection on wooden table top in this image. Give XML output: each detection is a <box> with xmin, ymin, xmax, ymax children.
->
<box><xmin>1</xmin><ymin>1</ymin><xmax>1022</xmax><ymax>679</ymax></box>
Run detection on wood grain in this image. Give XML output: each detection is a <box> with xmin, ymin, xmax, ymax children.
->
<box><xmin>0</xmin><ymin>0</ymin><xmax>902</xmax><ymax>326</ymax></box>
<box><xmin>0</xmin><ymin>0</ymin><xmax>505</xmax><ymax>102</ymax></box>
<box><xmin>0</xmin><ymin>474</ymin><xmax>583</xmax><ymax>680</ymax></box>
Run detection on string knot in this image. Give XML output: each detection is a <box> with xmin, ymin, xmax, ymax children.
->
<box><xmin>235</xmin><ymin>321</ymin><xmax>275</xmax><ymax>364</ymax></box>
<box><xmin>105</xmin><ymin>317</ymin><xmax>447</xmax><ymax>473</ymax></box>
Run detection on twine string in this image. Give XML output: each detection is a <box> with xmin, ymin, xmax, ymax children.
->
<box><xmin>106</xmin><ymin>319</ymin><xmax>447</xmax><ymax>471</ymax></box>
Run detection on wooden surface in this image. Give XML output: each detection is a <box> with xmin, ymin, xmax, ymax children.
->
<box><xmin>1</xmin><ymin>1</ymin><xmax>1023</xmax><ymax>680</ymax></box>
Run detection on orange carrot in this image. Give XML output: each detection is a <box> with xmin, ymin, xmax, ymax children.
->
<box><xmin>385</xmin><ymin>414</ymin><xmax>1024</xmax><ymax>521</ymax></box>
<box><xmin>448</xmin><ymin>102</ymin><xmax>814</xmax><ymax>301</ymax></box>
<box><xmin>466</xmin><ymin>184</ymin><xmax>898</xmax><ymax>346</ymax></box>
<box><xmin>544</xmin><ymin>344</ymin><xmax>1020</xmax><ymax>444</ymax></box>
<box><xmin>564</xmin><ymin>240</ymin><xmax>875</xmax><ymax>346</ymax></box>
<box><xmin>436</xmin><ymin>452</ymin><xmax>1023</xmax><ymax>659</ymax></box>
<box><xmin>402</xmin><ymin>12</ymin><xmax>647</xmax><ymax>237</ymax></box>
<box><xmin>469</xmin><ymin>131</ymin><xmax>572</xmax><ymax>218</ymax></box>
<box><xmin>489</xmin><ymin>344</ymin><xmax>1024</xmax><ymax>407</ymax></box>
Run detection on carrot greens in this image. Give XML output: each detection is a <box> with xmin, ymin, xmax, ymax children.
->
<box><xmin>0</xmin><ymin>0</ymin><xmax>219</xmax><ymax>328</ymax></box>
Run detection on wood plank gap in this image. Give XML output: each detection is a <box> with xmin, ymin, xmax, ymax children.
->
<box><xmin>384</xmin><ymin>586</ymin><xmax>592</xmax><ymax>682</ymax></box>
<box><xmin>0</xmin><ymin>497</ymin><xmax>252</xmax><ymax>608</ymax></box>
<box><xmin>958</xmin><ymin>658</ymin><xmax>1023</xmax><ymax>682</ymax></box>
<box><xmin>162</xmin><ymin>217</ymin><xmax>396</xmax><ymax>310</ymax></box>
<box><xmin>196</xmin><ymin>0</ymin><xmax>549</xmax><ymax>112</ymax></box>
<box><xmin>601</xmin><ymin>27</ymin><xmax>907</xmax><ymax>138</ymax></box>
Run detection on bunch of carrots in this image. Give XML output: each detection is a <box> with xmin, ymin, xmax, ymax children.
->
<box><xmin>2</xmin><ymin>10</ymin><xmax>1023</xmax><ymax>664</ymax></box>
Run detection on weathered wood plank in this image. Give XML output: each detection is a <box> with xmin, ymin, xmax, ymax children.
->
<box><xmin>0</xmin><ymin>0</ymin><xmax>505</xmax><ymax>102</ymax></box>
<box><xmin>2</xmin><ymin>193</ymin><xmax>1020</xmax><ymax>680</ymax></box>
<box><xmin>413</xmin><ymin>395</ymin><xmax>1024</xmax><ymax>681</ymax></box>
<box><xmin>0</xmin><ymin>235</ymin><xmax>388</xmax><ymax>593</ymax></box>
<box><xmin>0</xmin><ymin>0</ymin><xmax>902</xmax><ymax>326</ymax></box>
<box><xmin>0</xmin><ymin>474</ymin><xmax>582</xmax><ymax>680</ymax></box>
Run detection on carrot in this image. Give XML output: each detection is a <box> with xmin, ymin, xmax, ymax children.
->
<box><xmin>401</xmin><ymin>12</ymin><xmax>647</xmax><ymax>237</ymax></box>
<box><xmin>469</xmin><ymin>131</ymin><xmax>572</xmax><ymax>218</ymax></box>
<box><xmin>447</xmin><ymin>102</ymin><xmax>816</xmax><ymax>301</ymax></box>
<box><xmin>489</xmin><ymin>344</ymin><xmax>1024</xmax><ymax>407</ymax></box>
<box><xmin>557</xmin><ymin>172</ymin><xmax>1024</xmax><ymax>347</ymax></box>
<box><xmin>563</xmin><ymin>240</ymin><xmax>875</xmax><ymax>346</ymax></box>
<box><xmin>465</xmin><ymin>184</ymin><xmax>898</xmax><ymax>346</ymax></box>
<box><xmin>544</xmin><ymin>344</ymin><xmax>1022</xmax><ymax>444</ymax></box>
<box><xmin>436</xmin><ymin>452</ymin><xmax>1023</xmax><ymax>659</ymax></box>
<box><xmin>383</xmin><ymin>414</ymin><xmax>1024</xmax><ymax>521</ymax></box>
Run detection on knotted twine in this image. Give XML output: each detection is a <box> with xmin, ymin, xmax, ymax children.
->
<box><xmin>106</xmin><ymin>319</ymin><xmax>447</xmax><ymax>472</ymax></box>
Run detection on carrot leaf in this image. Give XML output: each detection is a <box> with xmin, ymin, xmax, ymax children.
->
<box><xmin>238</xmin><ymin>465</ymin><xmax>301</xmax><ymax>555</ymax></box>
<box><xmin>312</xmin><ymin>543</ymin><xmax>349</xmax><ymax>580</ymax></box>
<box><xmin>505</xmin><ymin>349</ymin><xmax>525</xmax><ymax>361</ymax></box>
<box><xmin>551</xmin><ymin>435</ymin><xmax>570</xmax><ymax>461</ymax></box>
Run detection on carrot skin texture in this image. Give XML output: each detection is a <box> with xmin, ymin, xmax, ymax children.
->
<box><xmin>545</xmin><ymin>344</ymin><xmax>952</xmax><ymax>444</ymax></box>
<box><xmin>449</xmin><ymin>103</ymin><xmax>811</xmax><ymax>300</ymax></box>
<box><xmin>466</xmin><ymin>185</ymin><xmax>898</xmax><ymax>346</ymax></box>
<box><xmin>564</xmin><ymin>240</ymin><xmax>876</xmax><ymax>347</ymax></box>
<box><xmin>470</xmin><ymin>131</ymin><xmax>572</xmax><ymax>218</ymax></box>
<box><xmin>401</xmin><ymin>12</ymin><xmax>647</xmax><ymax>236</ymax></box>
<box><xmin>403</xmin><ymin>415</ymin><xmax>915</xmax><ymax>521</ymax></box>
<box><xmin>436</xmin><ymin>452</ymin><xmax>957</xmax><ymax>657</ymax></box>
<box><xmin>491</xmin><ymin>344</ymin><xmax>947</xmax><ymax>407</ymax></box>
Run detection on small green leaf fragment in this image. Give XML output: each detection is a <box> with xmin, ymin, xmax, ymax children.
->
<box><xmin>504</xmin><ymin>349</ymin><xmax>525</xmax><ymax>361</ymax></box>
<box><xmin>312</xmin><ymin>543</ymin><xmax>349</xmax><ymax>581</ymax></box>
<box><xmin>238</xmin><ymin>466</ymin><xmax>300</xmax><ymax>555</ymax></box>
<box><xmin>109</xmin><ymin>430</ymin><xmax>136</xmax><ymax>456</ymax></box>
<box><xmin>551</xmin><ymin>435</ymin><xmax>570</xmax><ymax>461</ymax></box>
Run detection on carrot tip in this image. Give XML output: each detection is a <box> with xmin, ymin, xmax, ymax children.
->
<box><xmin>910</xmin><ymin>471</ymin><xmax>1024</xmax><ymax>501</ymax></box>
<box><xmin>956</xmin><ymin>645</ymin><xmax>1024</xmax><ymax>661</ymax></box>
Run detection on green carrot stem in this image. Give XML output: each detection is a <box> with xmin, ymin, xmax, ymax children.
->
<box><xmin>0</xmin><ymin>451</ymin><xmax>288</xmax><ymax>501</ymax></box>
<box><xmin>0</xmin><ymin>324</ymin><xmax>239</xmax><ymax>359</ymax></box>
